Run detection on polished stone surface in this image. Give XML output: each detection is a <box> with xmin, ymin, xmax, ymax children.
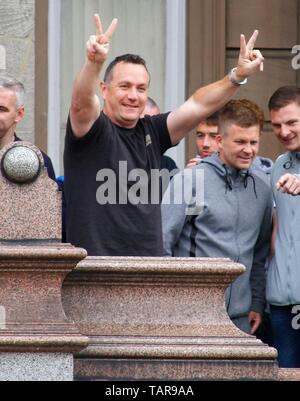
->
<box><xmin>0</xmin><ymin>244</ymin><xmax>88</xmax><ymax>353</ymax></box>
<box><xmin>0</xmin><ymin>141</ymin><xmax>61</xmax><ymax>241</ymax></box>
<box><xmin>0</xmin><ymin>243</ymin><xmax>89</xmax><ymax>381</ymax></box>
<box><xmin>0</xmin><ymin>353</ymin><xmax>73</xmax><ymax>381</ymax></box>
<box><xmin>62</xmin><ymin>256</ymin><xmax>279</xmax><ymax>381</ymax></box>
<box><xmin>2</xmin><ymin>146</ymin><xmax>40</xmax><ymax>183</ymax></box>
<box><xmin>278</xmin><ymin>368</ymin><xmax>300</xmax><ymax>381</ymax></box>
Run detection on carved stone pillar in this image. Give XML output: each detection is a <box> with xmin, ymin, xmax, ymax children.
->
<box><xmin>0</xmin><ymin>142</ymin><xmax>88</xmax><ymax>381</ymax></box>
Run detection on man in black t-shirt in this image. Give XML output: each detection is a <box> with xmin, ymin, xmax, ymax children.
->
<box><xmin>64</xmin><ymin>13</ymin><xmax>264</xmax><ymax>256</ymax></box>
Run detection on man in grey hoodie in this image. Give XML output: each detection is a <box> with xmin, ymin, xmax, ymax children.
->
<box><xmin>162</xmin><ymin>99</ymin><xmax>272</xmax><ymax>335</ymax></box>
<box><xmin>267</xmin><ymin>86</ymin><xmax>300</xmax><ymax>367</ymax></box>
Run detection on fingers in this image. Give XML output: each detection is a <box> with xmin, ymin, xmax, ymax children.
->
<box><xmin>87</xmin><ymin>14</ymin><xmax>117</xmax><ymax>63</ymax></box>
<box><xmin>250</xmin><ymin>49</ymin><xmax>264</xmax><ymax>70</ymax></box>
<box><xmin>87</xmin><ymin>35</ymin><xmax>98</xmax><ymax>54</ymax></box>
<box><xmin>186</xmin><ymin>159</ymin><xmax>199</xmax><ymax>168</ymax></box>
<box><xmin>276</xmin><ymin>174</ymin><xmax>300</xmax><ymax>195</ymax></box>
<box><xmin>94</xmin><ymin>14</ymin><xmax>103</xmax><ymax>37</ymax></box>
<box><xmin>250</xmin><ymin>319</ymin><xmax>260</xmax><ymax>335</ymax></box>
<box><xmin>248</xmin><ymin>311</ymin><xmax>262</xmax><ymax>335</ymax></box>
<box><xmin>276</xmin><ymin>174</ymin><xmax>291</xmax><ymax>191</ymax></box>
<box><xmin>246</xmin><ymin>29</ymin><xmax>259</xmax><ymax>52</ymax></box>
<box><xmin>105</xmin><ymin>18</ymin><xmax>118</xmax><ymax>41</ymax></box>
<box><xmin>94</xmin><ymin>14</ymin><xmax>118</xmax><ymax>42</ymax></box>
<box><xmin>240</xmin><ymin>34</ymin><xmax>247</xmax><ymax>56</ymax></box>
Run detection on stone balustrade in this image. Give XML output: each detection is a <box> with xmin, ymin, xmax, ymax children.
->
<box><xmin>0</xmin><ymin>141</ymin><xmax>299</xmax><ymax>381</ymax></box>
<box><xmin>62</xmin><ymin>256</ymin><xmax>278</xmax><ymax>381</ymax></box>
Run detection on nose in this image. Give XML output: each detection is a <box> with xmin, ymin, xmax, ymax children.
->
<box><xmin>203</xmin><ymin>136</ymin><xmax>211</xmax><ymax>148</ymax></box>
<box><xmin>127</xmin><ymin>87</ymin><xmax>138</xmax><ymax>100</ymax></box>
<box><xmin>243</xmin><ymin>143</ymin><xmax>253</xmax><ymax>154</ymax></box>
<box><xmin>279</xmin><ymin>124</ymin><xmax>290</xmax><ymax>138</ymax></box>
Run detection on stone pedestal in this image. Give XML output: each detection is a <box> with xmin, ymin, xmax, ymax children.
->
<box><xmin>0</xmin><ymin>142</ymin><xmax>88</xmax><ymax>381</ymax></box>
<box><xmin>0</xmin><ymin>244</ymin><xmax>89</xmax><ymax>381</ymax></box>
<box><xmin>62</xmin><ymin>257</ymin><xmax>278</xmax><ymax>381</ymax></box>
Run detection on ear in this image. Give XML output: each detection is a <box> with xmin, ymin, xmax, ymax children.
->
<box><xmin>15</xmin><ymin>106</ymin><xmax>25</xmax><ymax>123</ymax></box>
<box><xmin>216</xmin><ymin>134</ymin><xmax>223</xmax><ymax>150</ymax></box>
<box><xmin>99</xmin><ymin>81</ymin><xmax>107</xmax><ymax>100</ymax></box>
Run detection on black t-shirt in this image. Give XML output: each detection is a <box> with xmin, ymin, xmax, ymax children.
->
<box><xmin>64</xmin><ymin>111</ymin><xmax>172</xmax><ymax>256</ymax></box>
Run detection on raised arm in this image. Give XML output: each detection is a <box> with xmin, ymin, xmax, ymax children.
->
<box><xmin>167</xmin><ymin>30</ymin><xmax>264</xmax><ymax>145</ymax></box>
<box><xmin>70</xmin><ymin>14</ymin><xmax>118</xmax><ymax>138</ymax></box>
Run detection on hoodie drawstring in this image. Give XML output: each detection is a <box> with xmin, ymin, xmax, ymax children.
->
<box><xmin>223</xmin><ymin>165</ymin><xmax>258</xmax><ymax>198</ymax></box>
<box><xmin>223</xmin><ymin>165</ymin><xmax>233</xmax><ymax>193</ymax></box>
<box><xmin>243</xmin><ymin>171</ymin><xmax>258</xmax><ymax>199</ymax></box>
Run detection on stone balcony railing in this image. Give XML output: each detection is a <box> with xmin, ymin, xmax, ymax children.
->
<box><xmin>0</xmin><ymin>142</ymin><xmax>299</xmax><ymax>381</ymax></box>
<box><xmin>62</xmin><ymin>256</ymin><xmax>279</xmax><ymax>381</ymax></box>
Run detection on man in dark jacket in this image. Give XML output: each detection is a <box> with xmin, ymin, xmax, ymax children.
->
<box><xmin>0</xmin><ymin>76</ymin><xmax>55</xmax><ymax>180</ymax></box>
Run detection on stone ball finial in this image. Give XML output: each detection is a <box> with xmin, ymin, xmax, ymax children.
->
<box><xmin>1</xmin><ymin>145</ymin><xmax>41</xmax><ymax>184</ymax></box>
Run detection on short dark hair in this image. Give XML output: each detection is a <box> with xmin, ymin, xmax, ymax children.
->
<box><xmin>219</xmin><ymin>99</ymin><xmax>264</xmax><ymax>134</ymax></box>
<box><xmin>204</xmin><ymin>111</ymin><xmax>220</xmax><ymax>126</ymax></box>
<box><xmin>103</xmin><ymin>54</ymin><xmax>150</xmax><ymax>83</ymax></box>
<box><xmin>268</xmin><ymin>86</ymin><xmax>300</xmax><ymax>111</ymax></box>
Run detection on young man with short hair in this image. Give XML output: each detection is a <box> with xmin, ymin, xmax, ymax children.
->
<box><xmin>267</xmin><ymin>86</ymin><xmax>300</xmax><ymax>367</ymax></box>
<box><xmin>186</xmin><ymin>113</ymin><xmax>220</xmax><ymax>168</ymax></box>
<box><xmin>162</xmin><ymin>100</ymin><xmax>272</xmax><ymax>334</ymax></box>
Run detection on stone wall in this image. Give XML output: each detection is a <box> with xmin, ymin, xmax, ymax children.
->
<box><xmin>0</xmin><ymin>0</ymin><xmax>35</xmax><ymax>143</ymax></box>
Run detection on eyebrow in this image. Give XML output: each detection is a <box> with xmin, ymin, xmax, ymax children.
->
<box><xmin>286</xmin><ymin>119</ymin><xmax>299</xmax><ymax>124</ymax></box>
<box><xmin>196</xmin><ymin>131</ymin><xmax>217</xmax><ymax>134</ymax></box>
<box><xmin>272</xmin><ymin>118</ymin><xmax>299</xmax><ymax>125</ymax></box>
<box><xmin>118</xmin><ymin>80</ymin><xmax>148</xmax><ymax>86</ymax></box>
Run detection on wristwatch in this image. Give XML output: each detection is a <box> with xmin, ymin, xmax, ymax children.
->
<box><xmin>228</xmin><ymin>67</ymin><xmax>248</xmax><ymax>86</ymax></box>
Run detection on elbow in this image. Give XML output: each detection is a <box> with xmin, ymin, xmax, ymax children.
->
<box><xmin>71</xmin><ymin>97</ymin><xmax>83</xmax><ymax>116</ymax></box>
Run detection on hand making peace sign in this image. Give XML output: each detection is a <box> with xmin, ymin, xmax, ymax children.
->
<box><xmin>86</xmin><ymin>14</ymin><xmax>118</xmax><ymax>64</ymax></box>
<box><xmin>236</xmin><ymin>30</ymin><xmax>264</xmax><ymax>79</ymax></box>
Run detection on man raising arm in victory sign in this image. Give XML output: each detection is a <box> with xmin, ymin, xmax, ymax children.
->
<box><xmin>64</xmin><ymin>14</ymin><xmax>264</xmax><ymax>256</ymax></box>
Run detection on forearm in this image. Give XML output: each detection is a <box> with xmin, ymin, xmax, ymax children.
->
<box><xmin>168</xmin><ymin>76</ymin><xmax>238</xmax><ymax>144</ymax></box>
<box><xmin>71</xmin><ymin>60</ymin><xmax>103</xmax><ymax>112</ymax></box>
<box><xmin>192</xmin><ymin>75</ymin><xmax>238</xmax><ymax>117</ymax></box>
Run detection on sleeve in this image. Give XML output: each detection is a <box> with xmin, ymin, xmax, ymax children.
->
<box><xmin>42</xmin><ymin>152</ymin><xmax>56</xmax><ymax>182</ymax></box>
<box><xmin>65</xmin><ymin>112</ymin><xmax>105</xmax><ymax>150</ymax></box>
<box><xmin>161</xmin><ymin>155</ymin><xmax>178</xmax><ymax>172</ymax></box>
<box><xmin>148</xmin><ymin>113</ymin><xmax>172</xmax><ymax>155</ymax></box>
<box><xmin>250</xmin><ymin>195</ymin><xmax>272</xmax><ymax>314</ymax></box>
<box><xmin>161</xmin><ymin>169</ymin><xmax>197</xmax><ymax>256</ymax></box>
<box><xmin>161</xmin><ymin>172</ymin><xmax>187</xmax><ymax>255</ymax></box>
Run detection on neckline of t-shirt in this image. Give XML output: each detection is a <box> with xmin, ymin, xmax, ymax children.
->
<box><xmin>102</xmin><ymin>111</ymin><xmax>139</xmax><ymax>134</ymax></box>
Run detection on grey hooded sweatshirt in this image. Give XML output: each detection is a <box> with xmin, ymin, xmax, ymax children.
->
<box><xmin>162</xmin><ymin>153</ymin><xmax>272</xmax><ymax>322</ymax></box>
<box><xmin>266</xmin><ymin>151</ymin><xmax>300</xmax><ymax>305</ymax></box>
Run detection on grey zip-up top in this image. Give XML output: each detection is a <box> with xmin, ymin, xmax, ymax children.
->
<box><xmin>162</xmin><ymin>153</ymin><xmax>272</xmax><ymax>319</ymax></box>
<box><xmin>266</xmin><ymin>151</ymin><xmax>300</xmax><ymax>305</ymax></box>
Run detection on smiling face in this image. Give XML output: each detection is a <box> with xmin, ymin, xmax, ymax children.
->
<box><xmin>196</xmin><ymin>122</ymin><xmax>219</xmax><ymax>158</ymax></box>
<box><xmin>218</xmin><ymin>123</ymin><xmax>260</xmax><ymax>170</ymax></box>
<box><xmin>270</xmin><ymin>102</ymin><xmax>300</xmax><ymax>152</ymax></box>
<box><xmin>100</xmin><ymin>61</ymin><xmax>150</xmax><ymax>128</ymax></box>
